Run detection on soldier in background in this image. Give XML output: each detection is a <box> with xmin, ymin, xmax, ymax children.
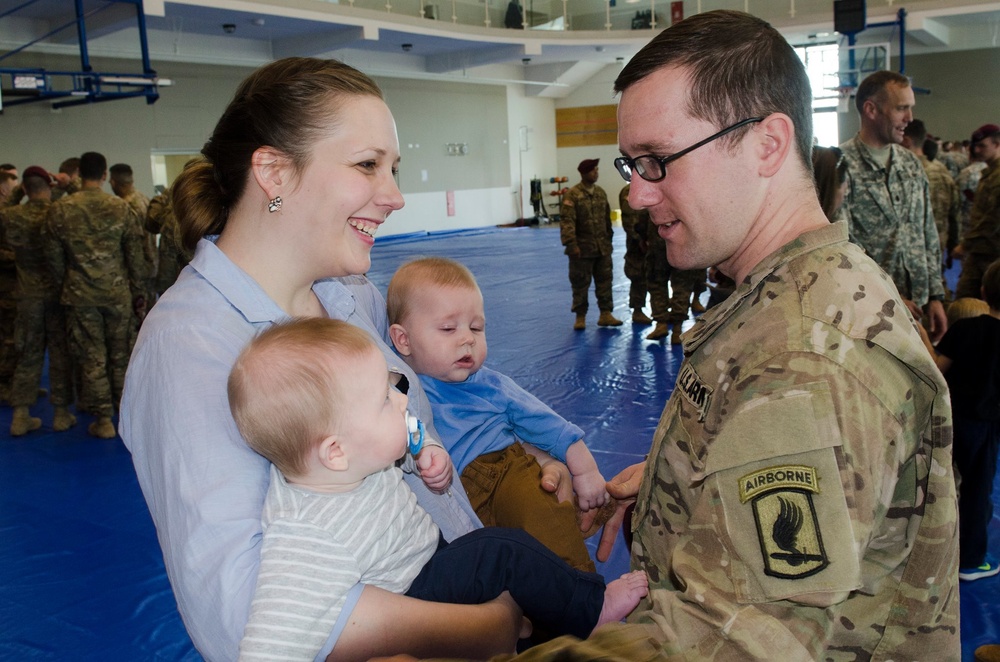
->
<box><xmin>663</xmin><ymin>268</ymin><xmax>707</xmax><ymax>344</ymax></box>
<box><xmin>110</xmin><ymin>163</ymin><xmax>155</xmax><ymax>326</ymax></box>
<box><xmin>955</xmin><ymin>123</ymin><xmax>1000</xmax><ymax>300</ymax></box>
<box><xmin>46</xmin><ymin>152</ymin><xmax>148</xmax><ymax>439</ymax></box>
<box><xmin>1</xmin><ymin>166</ymin><xmax>76</xmax><ymax>435</ymax></box>
<box><xmin>560</xmin><ymin>158</ymin><xmax>622</xmax><ymax>330</ymax></box>
<box><xmin>0</xmin><ymin>171</ymin><xmax>19</xmax><ymax>402</ymax></box>
<box><xmin>619</xmin><ymin>183</ymin><xmax>652</xmax><ymax>325</ymax></box>
<box><xmin>52</xmin><ymin>157</ymin><xmax>81</xmax><ymax>201</ymax></box>
<box><xmin>145</xmin><ymin>186</ymin><xmax>193</xmax><ymax>297</ymax></box>
<box><xmin>840</xmin><ymin>71</ymin><xmax>947</xmax><ymax>343</ymax></box>
<box><xmin>903</xmin><ymin>120</ymin><xmax>960</xmax><ymax>299</ymax></box>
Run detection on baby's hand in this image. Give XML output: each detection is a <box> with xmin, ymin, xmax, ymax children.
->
<box><xmin>417</xmin><ymin>445</ymin><xmax>453</xmax><ymax>493</ymax></box>
<box><xmin>572</xmin><ymin>468</ymin><xmax>609</xmax><ymax>511</ymax></box>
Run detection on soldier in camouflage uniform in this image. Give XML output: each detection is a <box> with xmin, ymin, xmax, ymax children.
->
<box><xmin>146</xmin><ymin>187</ymin><xmax>193</xmax><ymax>296</ymax></box>
<box><xmin>1</xmin><ymin>166</ymin><xmax>76</xmax><ymax>435</ymax></box>
<box><xmin>904</xmin><ymin>120</ymin><xmax>960</xmax><ymax>300</ymax></box>
<box><xmin>454</xmin><ymin>11</ymin><xmax>961</xmax><ymax>661</ymax></box>
<box><xmin>839</xmin><ymin>71</ymin><xmax>948</xmax><ymax>343</ymax></box>
<box><xmin>619</xmin><ymin>184</ymin><xmax>653</xmax><ymax>325</ymax></box>
<box><xmin>957</xmin><ymin>156</ymin><xmax>988</xmax><ymax>244</ymax></box>
<box><xmin>46</xmin><ymin>152</ymin><xmax>149</xmax><ymax>439</ymax></box>
<box><xmin>560</xmin><ymin>159</ymin><xmax>622</xmax><ymax>330</ymax></box>
<box><xmin>51</xmin><ymin>157</ymin><xmax>81</xmax><ymax>202</ymax></box>
<box><xmin>110</xmin><ymin>163</ymin><xmax>155</xmax><ymax>331</ymax></box>
<box><xmin>663</xmin><ymin>268</ymin><xmax>706</xmax><ymax>344</ymax></box>
<box><xmin>0</xmin><ymin>171</ymin><xmax>20</xmax><ymax>402</ymax></box>
<box><xmin>955</xmin><ymin>124</ymin><xmax>1000</xmax><ymax>301</ymax></box>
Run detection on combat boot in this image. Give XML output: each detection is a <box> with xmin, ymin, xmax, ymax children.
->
<box><xmin>88</xmin><ymin>417</ymin><xmax>117</xmax><ymax>439</ymax></box>
<box><xmin>10</xmin><ymin>406</ymin><xmax>42</xmax><ymax>436</ymax></box>
<box><xmin>631</xmin><ymin>309</ymin><xmax>652</xmax><ymax>325</ymax></box>
<box><xmin>691</xmin><ymin>298</ymin><xmax>706</xmax><ymax>314</ymax></box>
<box><xmin>53</xmin><ymin>407</ymin><xmax>77</xmax><ymax>432</ymax></box>
<box><xmin>597</xmin><ymin>311</ymin><xmax>623</xmax><ymax>327</ymax></box>
<box><xmin>645</xmin><ymin>322</ymin><xmax>669</xmax><ymax>341</ymax></box>
<box><xmin>976</xmin><ymin>645</ymin><xmax>1000</xmax><ymax>662</ymax></box>
<box><xmin>574</xmin><ymin>314</ymin><xmax>586</xmax><ymax>330</ymax></box>
<box><xmin>671</xmin><ymin>325</ymin><xmax>684</xmax><ymax>345</ymax></box>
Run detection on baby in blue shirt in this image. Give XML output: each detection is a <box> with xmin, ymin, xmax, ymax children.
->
<box><xmin>388</xmin><ymin>257</ymin><xmax>607</xmax><ymax>571</ymax></box>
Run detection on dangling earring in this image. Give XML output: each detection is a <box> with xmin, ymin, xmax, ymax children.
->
<box><xmin>268</xmin><ymin>196</ymin><xmax>282</xmax><ymax>213</ymax></box>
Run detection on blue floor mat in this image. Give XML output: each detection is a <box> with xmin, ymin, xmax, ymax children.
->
<box><xmin>0</xmin><ymin>225</ymin><xmax>995</xmax><ymax>660</ymax></box>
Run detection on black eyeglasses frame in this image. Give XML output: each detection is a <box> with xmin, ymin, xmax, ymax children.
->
<box><xmin>614</xmin><ymin>116</ymin><xmax>766</xmax><ymax>183</ymax></box>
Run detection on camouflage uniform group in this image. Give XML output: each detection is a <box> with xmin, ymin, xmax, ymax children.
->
<box><xmin>0</xmin><ymin>154</ymin><xmax>187</xmax><ymax>438</ymax></box>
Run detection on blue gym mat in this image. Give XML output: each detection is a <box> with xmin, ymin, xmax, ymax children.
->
<box><xmin>0</xmin><ymin>225</ymin><xmax>996</xmax><ymax>660</ymax></box>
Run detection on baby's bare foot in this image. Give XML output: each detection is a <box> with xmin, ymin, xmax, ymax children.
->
<box><xmin>594</xmin><ymin>570</ymin><xmax>649</xmax><ymax>631</ymax></box>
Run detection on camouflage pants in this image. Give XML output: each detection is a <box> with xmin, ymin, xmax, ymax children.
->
<box><xmin>568</xmin><ymin>255</ymin><xmax>614</xmax><ymax>314</ymax></box>
<box><xmin>668</xmin><ymin>269</ymin><xmax>707</xmax><ymax>324</ymax></box>
<box><xmin>66</xmin><ymin>303</ymin><xmax>131</xmax><ymax>417</ymax></box>
<box><xmin>955</xmin><ymin>252</ymin><xmax>997</xmax><ymax>300</ymax></box>
<box><xmin>9</xmin><ymin>297</ymin><xmax>74</xmax><ymax>407</ymax></box>
<box><xmin>644</xmin><ymin>237</ymin><xmax>671</xmax><ymax>322</ymax></box>
<box><xmin>624</xmin><ymin>235</ymin><xmax>648</xmax><ymax>309</ymax></box>
<box><xmin>0</xmin><ymin>295</ymin><xmax>17</xmax><ymax>394</ymax></box>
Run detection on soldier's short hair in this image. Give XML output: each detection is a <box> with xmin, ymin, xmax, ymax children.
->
<box><xmin>109</xmin><ymin>163</ymin><xmax>134</xmax><ymax>184</ymax></box>
<box><xmin>79</xmin><ymin>152</ymin><xmax>107</xmax><ymax>181</ymax></box>
<box><xmin>982</xmin><ymin>259</ymin><xmax>1000</xmax><ymax>311</ymax></box>
<box><xmin>58</xmin><ymin>157</ymin><xmax>80</xmax><ymax>176</ymax></box>
<box><xmin>904</xmin><ymin>119</ymin><xmax>928</xmax><ymax>145</ymax></box>
<box><xmin>855</xmin><ymin>70</ymin><xmax>910</xmax><ymax>115</ymax></box>
<box><xmin>614</xmin><ymin>10</ymin><xmax>814</xmax><ymax>172</ymax></box>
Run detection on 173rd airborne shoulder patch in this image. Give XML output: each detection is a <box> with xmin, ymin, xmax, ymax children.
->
<box><xmin>739</xmin><ymin>465</ymin><xmax>829</xmax><ymax>579</ymax></box>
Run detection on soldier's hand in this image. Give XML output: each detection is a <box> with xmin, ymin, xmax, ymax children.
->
<box><xmin>133</xmin><ymin>295</ymin><xmax>147</xmax><ymax>318</ymax></box>
<box><xmin>568</xmin><ymin>245</ymin><xmax>581</xmax><ymax>257</ymax></box>
<box><xmin>595</xmin><ymin>462</ymin><xmax>645</xmax><ymax>562</ymax></box>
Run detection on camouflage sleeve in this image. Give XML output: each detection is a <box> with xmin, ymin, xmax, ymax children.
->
<box><xmin>559</xmin><ymin>190</ymin><xmax>578</xmax><ymax>249</ymax></box>
<box><xmin>121</xmin><ymin>205</ymin><xmax>151</xmax><ymax>296</ymax></box>
<box><xmin>44</xmin><ymin>204</ymin><xmax>66</xmax><ymax>287</ymax></box>
<box><xmin>947</xmin><ymin>178</ymin><xmax>960</xmax><ymax>251</ymax></box>
<box><xmin>920</xmin><ymin>179</ymin><xmax>945</xmax><ymax>299</ymax></box>
<box><xmin>0</xmin><ymin>210</ymin><xmax>12</xmax><ymax>261</ymax></box>
<box><xmin>630</xmin><ymin>341</ymin><xmax>951</xmax><ymax>659</ymax></box>
<box><xmin>145</xmin><ymin>193</ymin><xmax>168</xmax><ymax>234</ymax></box>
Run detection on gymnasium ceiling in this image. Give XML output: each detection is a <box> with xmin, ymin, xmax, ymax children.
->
<box><xmin>2</xmin><ymin>0</ymin><xmax>1000</xmax><ymax>97</ymax></box>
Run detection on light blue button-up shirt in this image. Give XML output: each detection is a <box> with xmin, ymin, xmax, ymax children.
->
<box><xmin>120</xmin><ymin>238</ymin><xmax>480</xmax><ymax>662</ymax></box>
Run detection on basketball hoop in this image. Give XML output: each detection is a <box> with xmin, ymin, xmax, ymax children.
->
<box><xmin>834</xmin><ymin>85</ymin><xmax>855</xmax><ymax>114</ymax></box>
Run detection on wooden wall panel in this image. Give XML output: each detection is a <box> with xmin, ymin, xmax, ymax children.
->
<box><xmin>556</xmin><ymin>105</ymin><xmax>618</xmax><ymax>147</ymax></box>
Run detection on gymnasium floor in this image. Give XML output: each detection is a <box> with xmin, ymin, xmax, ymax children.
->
<box><xmin>0</xmin><ymin>225</ymin><xmax>997</xmax><ymax>660</ymax></box>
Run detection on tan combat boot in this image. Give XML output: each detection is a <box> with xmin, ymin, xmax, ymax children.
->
<box><xmin>88</xmin><ymin>417</ymin><xmax>117</xmax><ymax>439</ymax></box>
<box><xmin>976</xmin><ymin>645</ymin><xmax>1000</xmax><ymax>662</ymax></box>
<box><xmin>10</xmin><ymin>406</ymin><xmax>42</xmax><ymax>436</ymax></box>
<box><xmin>597</xmin><ymin>311</ymin><xmax>623</xmax><ymax>327</ymax></box>
<box><xmin>691</xmin><ymin>298</ymin><xmax>706</xmax><ymax>314</ymax></box>
<box><xmin>574</xmin><ymin>314</ymin><xmax>586</xmax><ymax>330</ymax></box>
<box><xmin>645</xmin><ymin>322</ymin><xmax>669</xmax><ymax>341</ymax></box>
<box><xmin>631</xmin><ymin>309</ymin><xmax>653</xmax><ymax>325</ymax></box>
<box><xmin>671</xmin><ymin>325</ymin><xmax>684</xmax><ymax>345</ymax></box>
<box><xmin>53</xmin><ymin>407</ymin><xmax>77</xmax><ymax>432</ymax></box>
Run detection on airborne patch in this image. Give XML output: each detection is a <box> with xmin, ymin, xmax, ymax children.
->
<box><xmin>739</xmin><ymin>465</ymin><xmax>829</xmax><ymax>579</ymax></box>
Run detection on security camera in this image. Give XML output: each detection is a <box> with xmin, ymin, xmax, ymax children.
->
<box><xmin>223</xmin><ymin>23</ymin><xmax>236</xmax><ymax>34</ymax></box>
<box><xmin>402</xmin><ymin>43</ymin><xmax>413</xmax><ymax>52</ymax></box>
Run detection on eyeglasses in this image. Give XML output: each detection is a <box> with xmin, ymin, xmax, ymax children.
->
<box><xmin>614</xmin><ymin>117</ymin><xmax>766</xmax><ymax>183</ymax></box>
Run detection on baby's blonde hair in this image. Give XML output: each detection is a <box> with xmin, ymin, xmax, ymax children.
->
<box><xmin>387</xmin><ymin>257</ymin><xmax>481</xmax><ymax>325</ymax></box>
<box><xmin>228</xmin><ymin>318</ymin><xmax>376</xmax><ymax>478</ymax></box>
<box><xmin>946</xmin><ymin>297</ymin><xmax>989</xmax><ymax>327</ymax></box>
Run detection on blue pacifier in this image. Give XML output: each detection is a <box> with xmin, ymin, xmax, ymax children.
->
<box><xmin>405</xmin><ymin>412</ymin><xmax>425</xmax><ymax>456</ymax></box>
